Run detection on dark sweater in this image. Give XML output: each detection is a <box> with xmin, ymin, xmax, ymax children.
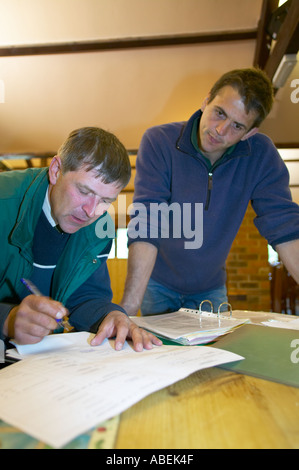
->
<box><xmin>128</xmin><ymin>109</ymin><xmax>299</xmax><ymax>294</ymax></box>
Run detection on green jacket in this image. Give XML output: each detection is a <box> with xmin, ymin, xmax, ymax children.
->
<box><xmin>0</xmin><ymin>167</ymin><xmax>116</xmax><ymax>338</ymax></box>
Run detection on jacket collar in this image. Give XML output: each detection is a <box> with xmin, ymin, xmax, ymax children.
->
<box><xmin>10</xmin><ymin>169</ymin><xmax>49</xmax><ymax>261</ymax></box>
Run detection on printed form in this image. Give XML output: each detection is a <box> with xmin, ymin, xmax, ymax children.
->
<box><xmin>0</xmin><ymin>332</ymin><xmax>243</xmax><ymax>448</ymax></box>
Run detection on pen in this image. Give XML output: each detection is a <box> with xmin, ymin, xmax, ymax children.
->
<box><xmin>20</xmin><ymin>278</ymin><xmax>73</xmax><ymax>332</ymax></box>
<box><xmin>20</xmin><ymin>278</ymin><xmax>43</xmax><ymax>296</ymax></box>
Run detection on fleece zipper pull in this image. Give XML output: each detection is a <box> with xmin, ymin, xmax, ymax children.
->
<box><xmin>205</xmin><ymin>172</ymin><xmax>213</xmax><ymax>210</ymax></box>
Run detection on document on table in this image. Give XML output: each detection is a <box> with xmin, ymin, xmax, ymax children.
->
<box><xmin>0</xmin><ymin>332</ymin><xmax>243</xmax><ymax>448</ymax></box>
<box><xmin>131</xmin><ymin>309</ymin><xmax>249</xmax><ymax>345</ymax></box>
<box><xmin>261</xmin><ymin>318</ymin><xmax>299</xmax><ymax>330</ymax></box>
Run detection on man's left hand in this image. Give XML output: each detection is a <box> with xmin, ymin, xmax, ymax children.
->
<box><xmin>90</xmin><ymin>310</ymin><xmax>163</xmax><ymax>352</ymax></box>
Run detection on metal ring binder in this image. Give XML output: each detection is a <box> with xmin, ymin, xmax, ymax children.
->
<box><xmin>199</xmin><ymin>300</ymin><xmax>213</xmax><ymax>314</ymax></box>
<box><xmin>218</xmin><ymin>302</ymin><xmax>233</xmax><ymax>318</ymax></box>
<box><xmin>131</xmin><ymin>305</ymin><xmax>249</xmax><ymax>345</ymax></box>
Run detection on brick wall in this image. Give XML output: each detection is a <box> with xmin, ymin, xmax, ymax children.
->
<box><xmin>226</xmin><ymin>204</ymin><xmax>271</xmax><ymax>312</ymax></box>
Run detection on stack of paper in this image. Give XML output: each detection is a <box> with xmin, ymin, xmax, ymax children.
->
<box><xmin>131</xmin><ymin>308</ymin><xmax>249</xmax><ymax>345</ymax></box>
<box><xmin>0</xmin><ymin>332</ymin><xmax>243</xmax><ymax>448</ymax></box>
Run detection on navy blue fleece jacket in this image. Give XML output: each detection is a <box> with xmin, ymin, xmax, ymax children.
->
<box><xmin>128</xmin><ymin>109</ymin><xmax>299</xmax><ymax>295</ymax></box>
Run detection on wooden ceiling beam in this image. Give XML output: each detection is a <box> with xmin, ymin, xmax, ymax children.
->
<box><xmin>253</xmin><ymin>0</ymin><xmax>279</xmax><ymax>69</ymax></box>
<box><xmin>0</xmin><ymin>29</ymin><xmax>257</xmax><ymax>57</ymax></box>
<box><xmin>264</xmin><ymin>0</ymin><xmax>299</xmax><ymax>80</ymax></box>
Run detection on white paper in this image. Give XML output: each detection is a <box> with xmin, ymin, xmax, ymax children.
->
<box><xmin>262</xmin><ymin>318</ymin><xmax>299</xmax><ymax>330</ymax></box>
<box><xmin>11</xmin><ymin>334</ymin><xmax>77</xmax><ymax>356</ymax></box>
<box><xmin>131</xmin><ymin>309</ymin><xmax>249</xmax><ymax>344</ymax></box>
<box><xmin>0</xmin><ymin>332</ymin><xmax>243</xmax><ymax>448</ymax></box>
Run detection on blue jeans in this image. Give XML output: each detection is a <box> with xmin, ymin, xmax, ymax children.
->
<box><xmin>141</xmin><ymin>278</ymin><xmax>228</xmax><ymax>315</ymax></box>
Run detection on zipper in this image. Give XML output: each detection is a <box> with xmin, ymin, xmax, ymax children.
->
<box><xmin>176</xmin><ymin>141</ymin><xmax>229</xmax><ymax>211</ymax></box>
<box><xmin>205</xmin><ymin>172</ymin><xmax>213</xmax><ymax>210</ymax></box>
<box><xmin>204</xmin><ymin>156</ymin><xmax>225</xmax><ymax>210</ymax></box>
<box><xmin>176</xmin><ymin>142</ymin><xmax>214</xmax><ymax>211</ymax></box>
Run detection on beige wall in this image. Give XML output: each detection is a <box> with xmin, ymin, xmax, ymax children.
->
<box><xmin>0</xmin><ymin>0</ymin><xmax>297</xmax><ymax>195</ymax></box>
<box><xmin>0</xmin><ymin>0</ymin><xmax>264</xmax><ymax>153</ymax></box>
<box><xmin>0</xmin><ymin>0</ymin><xmax>262</xmax><ymax>44</ymax></box>
<box><xmin>0</xmin><ymin>41</ymin><xmax>258</xmax><ymax>152</ymax></box>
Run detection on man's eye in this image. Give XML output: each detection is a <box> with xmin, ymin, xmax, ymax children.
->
<box><xmin>79</xmin><ymin>188</ymin><xmax>89</xmax><ymax>195</ymax></box>
<box><xmin>215</xmin><ymin>109</ymin><xmax>224</xmax><ymax>117</ymax></box>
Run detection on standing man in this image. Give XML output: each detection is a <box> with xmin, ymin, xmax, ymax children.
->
<box><xmin>0</xmin><ymin>127</ymin><xmax>161</xmax><ymax>350</ymax></box>
<box><xmin>121</xmin><ymin>68</ymin><xmax>299</xmax><ymax>316</ymax></box>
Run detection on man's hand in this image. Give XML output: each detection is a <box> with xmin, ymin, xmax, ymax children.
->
<box><xmin>90</xmin><ymin>310</ymin><xmax>162</xmax><ymax>352</ymax></box>
<box><xmin>3</xmin><ymin>295</ymin><xmax>68</xmax><ymax>345</ymax></box>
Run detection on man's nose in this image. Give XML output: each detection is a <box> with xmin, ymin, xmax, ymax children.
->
<box><xmin>82</xmin><ymin>197</ymin><xmax>99</xmax><ymax>218</ymax></box>
<box><xmin>216</xmin><ymin>120</ymin><xmax>230</xmax><ymax>136</ymax></box>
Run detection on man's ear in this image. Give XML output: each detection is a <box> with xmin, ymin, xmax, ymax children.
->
<box><xmin>48</xmin><ymin>156</ymin><xmax>62</xmax><ymax>185</ymax></box>
<box><xmin>241</xmin><ymin>127</ymin><xmax>259</xmax><ymax>141</ymax></box>
<box><xmin>201</xmin><ymin>94</ymin><xmax>211</xmax><ymax>112</ymax></box>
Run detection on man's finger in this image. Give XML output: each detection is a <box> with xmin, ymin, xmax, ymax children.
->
<box><xmin>91</xmin><ymin>311</ymin><xmax>163</xmax><ymax>352</ymax></box>
<box><xmin>27</xmin><ymin>295</ymin><xmax>67</xmax><ymax>320</ymax></box>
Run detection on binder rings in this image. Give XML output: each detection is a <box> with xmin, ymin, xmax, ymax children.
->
<box><xmin>131</xmin><ymin>301</ymin><xmax>249</xmax><ymax>345</ymax></box>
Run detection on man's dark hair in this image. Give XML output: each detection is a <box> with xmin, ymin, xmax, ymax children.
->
<box><xmin>208</xmin><ymin>68</ymin><xmax>274</xmax><ymax>127</ymax></box>
<box><xmin>58</xmin><ymin>127</ymin><xmax>131</xmax><ymax>188</ymax></box>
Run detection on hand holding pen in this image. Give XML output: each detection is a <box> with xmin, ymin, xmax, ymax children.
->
<box><xmin>2</xmin><ymin>279</ymin><xmax>73</xmax><ymax>345</ymax></box>
<box><xmin>21</xmin><ymin>279</ymin><xmax>73</xmax><ymax>332</ymax></box>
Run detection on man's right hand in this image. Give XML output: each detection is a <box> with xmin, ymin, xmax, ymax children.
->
<box><xmin>3</xmin><ymin>295</ymin><xmax>68</xmax><ymax>345</ymax></box>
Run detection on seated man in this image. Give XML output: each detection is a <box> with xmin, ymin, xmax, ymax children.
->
<box><xmin>0</xmin><ymin>126</ymin><xmax>161</xmax><ymax>351</ymax></box>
